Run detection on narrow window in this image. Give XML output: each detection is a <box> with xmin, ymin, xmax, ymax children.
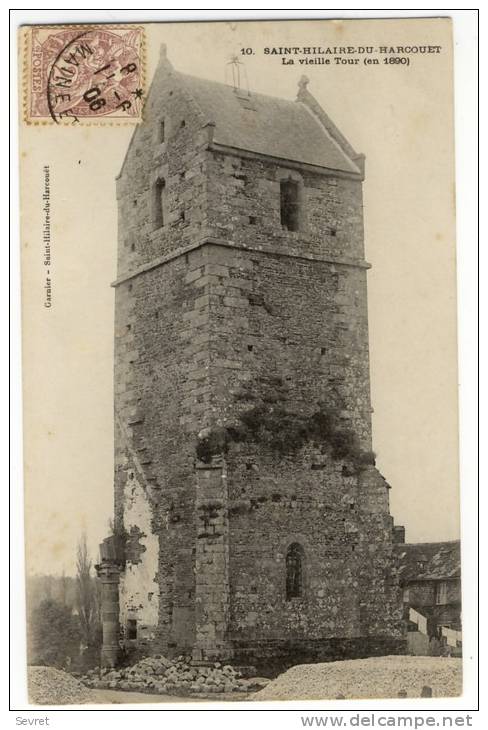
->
<box><xmin>286</xmin><ymin>542</ymin><xmax>304</xmax><ymax>600</ymax></box>
<box><xmin>127</xmin><ymin>618</ymin><xmax>137</xmax><ymax>640</ymax></box>
<box><xmin>280</xmin><ymin>179</ymin><xmax>299</xmax><ymax>231</ymax></box>
<box><xmin>159</xmin><ymin>120</ymin><xmax>165</xmax><ymax>143</ymax></box>
<box><xmin>153</xmin><ymin>178</ymin><xmax>165</xmax><ymax>229</ymax></box>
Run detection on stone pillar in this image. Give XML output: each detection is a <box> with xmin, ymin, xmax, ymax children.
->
<box><xmin>193</xmin><ymin>459</ymin><xmax>232</xmax><ymax>661</ymax></box>
<box><xmin>95</xmin><ymin>559</ymin><xmax>121</xmax><ymax>668</ymax></box>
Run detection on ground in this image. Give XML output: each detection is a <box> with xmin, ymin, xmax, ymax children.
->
<box><xmin>88</xmin><ymin>689</ymin><xmax>244</xmax><ymax>704</ymax></box>
<box><xmin>28</xmin><ymin>657</ymin><xmax>462</xmax><ymax>705</ymax></box>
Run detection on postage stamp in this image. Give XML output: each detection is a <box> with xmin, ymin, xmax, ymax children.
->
<box><xmin>23</xmin><ymin>25</ymin><xmax>145</xmax><ymax>125</ymax></box>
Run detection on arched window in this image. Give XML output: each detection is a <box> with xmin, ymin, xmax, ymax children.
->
<box><xmin>286</xmin><ymin>542</ymin><xmax>304</xmax><ymax>600</ymax></box>
<box><xmin>153</xmin><ymin>177</ymin><xmax>165</xmax><ymax>229</ymax></box>
<box><xmin>280</xmin><ymin>179</ymin><xmax>299</xmax><ymax>231</ymax></box>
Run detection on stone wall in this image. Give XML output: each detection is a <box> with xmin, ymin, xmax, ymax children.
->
<box><xmin>115</xmin><ymin>54</ymin><xmax>211</xmax><ymax>279</ymax></box>
<box><xmin>113</xmin><ymin>250</ymin><xmax>209</xmax><ymax>655</ymax></box>
<box><xmin>206</xmin><ymin>150</ymin><xmax>365</xmax><ymax>262</ymax></box>
<box><xmin>118</xmin><ymin>473</ymin><xmax>160</xmax><ymax>645</ymax></box>
<box><xmin>114</xmin><ymin>52</ymin><xmax>214</xmax><ymax>654</ymax></box>
<box><xmin>194</xmin><ymin>462</ymin><xmax>231</xmax><ymax>660</ymax></box>
<box><xmin>232</xmin><ymin>636</ymin><xmax>406</xmax><ymax>676</ymax></box>
<box><xmin>191</xmin><ymin>240</ymin><xmax>401</xmax><ymax>648</ymax></box>
<box><xmin>198</xmin><ymin>240</ymin><xmax>373</xmax><ymax>451</ymax></box>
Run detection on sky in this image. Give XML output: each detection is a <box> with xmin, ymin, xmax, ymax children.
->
<box><xmin>20</xmin><ymin>18</ymin><xmax>459</xmax><ymax>576</ymax></box>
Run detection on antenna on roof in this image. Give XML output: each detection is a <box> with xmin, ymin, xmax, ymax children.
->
<box><xmin>297</xmin><ymin>74</ymin><xmax>310</xmax><ymax>100</ymax></box>
<box><xmin>225</xmin><ymin>54</ymin><xmax>250</xmax><ymax>96</ymax></box>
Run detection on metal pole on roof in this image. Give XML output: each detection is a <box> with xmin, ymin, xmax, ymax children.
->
<box><xmin>227</xmin><ymin>54</ymin><xmax>240</xmax><ymax>90</ymax></box>
<box><xmin>226</xmin><ymin>54</ymin><xmax>250</xmax><ymax>95</ymax></box>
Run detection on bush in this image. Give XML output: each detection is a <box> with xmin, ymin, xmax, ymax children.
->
<box><xmin>195</xmin><ymin>375</ymin><xmax>376</xmax><ymax>471</ymax></box>
<box><xmin>28</xmin><ymin>599</ymin><xmax>81</xmax><ymax>669</ymax></box>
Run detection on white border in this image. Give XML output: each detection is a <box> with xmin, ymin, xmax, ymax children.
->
<box><xmin>8</xmin><ymin>5</ymin><xmax>480</xmax><ymax>722</ymax></box>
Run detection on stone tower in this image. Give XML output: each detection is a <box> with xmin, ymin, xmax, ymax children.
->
<box><xmin>109</xmin><ymin>47</ymin><xmax>403</xmax><ymax>668</ymax></box>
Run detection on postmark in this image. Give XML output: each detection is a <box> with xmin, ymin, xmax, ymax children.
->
<box><xmin>23</xmin><ymin>25</ymin><xmax>145</xmax><ymax>125</ymax></box>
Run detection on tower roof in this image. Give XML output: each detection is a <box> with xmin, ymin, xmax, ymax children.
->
<box><xmin>177</xmin><ymin>71</ymin><xmax>362</xmax><ymax>175</ymax></box>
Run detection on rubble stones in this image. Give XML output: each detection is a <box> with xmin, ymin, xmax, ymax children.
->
<box><xmin>81</xmin><ymin>656</ymin><xmax>263</xmax><ymax>697</ymax></box>
<box><xmin>28</xmin><ymin>666</ymin><xmax>92</xmax><ymax>705</ymax></box>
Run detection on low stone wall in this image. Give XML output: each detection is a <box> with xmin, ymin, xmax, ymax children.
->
<box><xmin>231</xmin><ymin>636</ymin><xmax>407</xmax><ymax>676</ymax></box>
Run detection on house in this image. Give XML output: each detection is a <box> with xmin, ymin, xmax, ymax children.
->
<box><xmin>396</xmin><ymin>538</ymin><xmax>461</xmax><ymax>656</ymax></box>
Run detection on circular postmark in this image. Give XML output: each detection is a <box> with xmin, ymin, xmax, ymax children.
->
<box><xmin>28</xmin><ymin>26</ymin><xmax>145</xmax><ymax>124</ymax></box>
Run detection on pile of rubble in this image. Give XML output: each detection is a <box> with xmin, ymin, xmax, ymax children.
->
<box><xmin>253</xmin><ymin>656</ymin><xmax>462</xmax><ymax>701</ymax></box>
<box><xmin>82</xmin><ymin>655</ymin><xmax>261</xmax><ymax>696</ymax></box>
<box><xmin>28</xmin><ymin>666</ymin><xmax>91</xmax><ymax>705</ymax></box>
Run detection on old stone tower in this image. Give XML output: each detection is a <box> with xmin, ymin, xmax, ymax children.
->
<box><xmin>102</xmin><ymin>46</ymin><xmax>403</xmax><ymax>669</ymax></box>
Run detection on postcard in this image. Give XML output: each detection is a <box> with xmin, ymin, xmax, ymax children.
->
<box><xmin>18</xmin><ymin>17</ymin><xmax>461</xmax><ymax>705</ymax></box>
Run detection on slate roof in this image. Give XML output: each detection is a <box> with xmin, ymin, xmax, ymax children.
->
<box><xmin>178</xmin><ymin>72</ymin><xmax>361</xmax><ymax>175</ymax></box>
<box><xmin>396</xmin><ymin>541</ymin><xmax>461</xmax><ymax>583</ymax></box>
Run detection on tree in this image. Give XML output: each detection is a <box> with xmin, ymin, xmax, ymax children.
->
<box><xmin>28</xmin><ymin>599</ymin><xmax>80</xmax><ymax>667</ymax></box>
<box><xmin>75</xmin><ymin>533</ymin><xmax>98</xmax><ymax>649</ymax></box>
<box><xmin>60</xmin><ymin>570</ymin><xmax>68</xmax><ymax>606</ymax></box>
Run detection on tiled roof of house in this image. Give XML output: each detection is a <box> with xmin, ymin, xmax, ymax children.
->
<box><xmin>178</xmin><ymin>72</ymin><xmax>361</xmax><ymax>175</ymax></box>
<box><xmin>396</xmin><ymin>540</ymin><xmax>461</xmax><ymax>583</ymax></box>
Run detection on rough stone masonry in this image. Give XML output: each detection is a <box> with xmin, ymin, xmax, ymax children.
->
<box><xmin>97</xmin><ymin>45</ymin><xmax>404</xmax><ymax>670</ymax></box>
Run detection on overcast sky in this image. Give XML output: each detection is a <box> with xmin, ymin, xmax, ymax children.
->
<box><xmin>20</xmin><ymin>19</ymin><xmax>459</xmax><ymax>576</ymax></box>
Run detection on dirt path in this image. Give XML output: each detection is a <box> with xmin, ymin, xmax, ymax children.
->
<box><xmin>89</xmin><ymin>688</ymin><xmax>250</xmax><ymax>704</ymax></box>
